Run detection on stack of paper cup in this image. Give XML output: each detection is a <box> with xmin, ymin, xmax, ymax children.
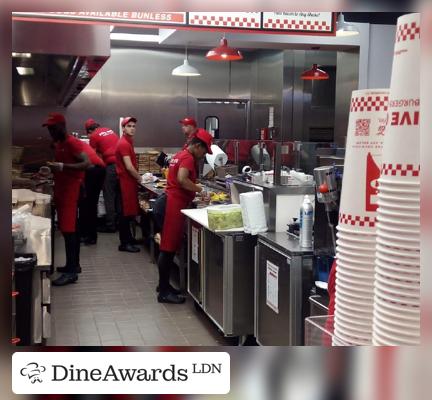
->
<box><xmin>372</xmin><ymin>13</ymin><xmax>420</xmax><ymax>345</ymax></box>
<box><xmin>334</xmin><ymin>88</ymin><xmax>389</xmax><ymax>345</ymax></box>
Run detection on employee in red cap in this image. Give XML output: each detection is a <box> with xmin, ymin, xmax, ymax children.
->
<box><xmin>157</xmin><ymin>128</ymin><xmax>213</xmax><ymax>304</ymax></box>
<box><xmin>179</xmin><ymin>117</ymin><xmax>198</xmax><ymax>149</ymax></box>
<box><xmin>42</xmin><ymin>112</ymin><xmax>90</xmax><ymax>286</ymax></box>
<box><xmin>78</xmin><ymin>142</ymin><xmax>106</xmax><ymax>245</ymax></box>
<box><xmin>85</xmin><ymin>118</ymin><xmax>120</xmax><ymax>233</ymax></box>
<box><xmin>115</xmin><ymin>117</ymin><xmax>141</xmax><ymax>253</ymax></box>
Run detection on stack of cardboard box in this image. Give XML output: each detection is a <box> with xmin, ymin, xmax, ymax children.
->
<box><xmin>136</xmin><ymin>151</ymin><xmax>161</xmax><ymax>175</ymax></box>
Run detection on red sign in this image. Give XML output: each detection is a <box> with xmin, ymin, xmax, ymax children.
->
<box><xmin>13</xmin><ymin>12</ymin><xmax>187</xmax><ymax>25</ymax></box>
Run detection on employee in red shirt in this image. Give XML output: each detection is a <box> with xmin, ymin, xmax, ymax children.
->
<box><xmin>86</xmin><ymin>119</ymin><xmax>120</xmax><ymax>233</ymax></box>
<box><xmin>179</xmin><ymin>117</ymin><xmax>198</xmax><ymax>149</ymax></box>
<box><xmin>157</xmin><ymin>128</ymin><xmax>213</xmax><ymax>304</ymax></box>
<box><xmin>43</xmin><ymin>113</ymin><xmax>90</xmax><ymax>286</ymax></box>
<box><xmin>115</xmin><ymin>117</ymin><xmax>141</xmax><ymax>253</ymax></box>
<box><xmin>78</xmin><ymin>142</ymin><xmax>106</xmax><ymax>245</ymax></box>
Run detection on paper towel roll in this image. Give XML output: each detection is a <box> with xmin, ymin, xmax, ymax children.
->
<box><xmin>240</xmin><ymin>191</ymin><xmax>268</xmax><ymax>235</ymax></box>
<box><xmin>205</xmin><ymin>144</ymin><xmax>228</xmax><ymax>170</ymax></box>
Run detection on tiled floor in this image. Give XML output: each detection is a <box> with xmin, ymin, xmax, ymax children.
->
<box><xmin>47</xmin><ymin>232</ymin><xmax>234</xmax><ymax>346</ymax></box>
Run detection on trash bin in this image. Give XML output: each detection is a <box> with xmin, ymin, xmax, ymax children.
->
<box><xmin>14</xmin><ymin>253</ymin><xmax>37</xmax><ymax>346</ymax></box>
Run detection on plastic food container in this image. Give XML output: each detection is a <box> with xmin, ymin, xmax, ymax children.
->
<box><xmin>207</xmin><ymin>204</ymin><xmax>243</xmax><ymax>231</ymax></box>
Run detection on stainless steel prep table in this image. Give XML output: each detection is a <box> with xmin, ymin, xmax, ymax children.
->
<box><xmin>15</xmin><ymin>215</ymin><xmax>52</xmax><ymax>345</ymax></box>
<box><xmin>255</xmin><ymin>232</ymin><xmax>314</xmax><ymax>345</ymax></box>
<box><xmin>182</xmin><ymin>208</ymin><xmax>256</xmax><ymax>339</ymax></box>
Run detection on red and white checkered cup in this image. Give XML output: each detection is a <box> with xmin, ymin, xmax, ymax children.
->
<box><xmin>380</xmin><ymin>13</ymin><xmax>420</xmax><ymax>185</ymax></box>
<box><xmin>338</xmin><ymin>89</ymin><xmax>389</xmax><ymax>235</ymax></box>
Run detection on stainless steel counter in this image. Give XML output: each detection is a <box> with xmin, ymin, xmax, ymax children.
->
<box><xmin>183</xmin><ymin>210</ymin><xmax>256</xmax><ymax>339</ymax></box>
<box><xmin>255</xmin><ymin>232</ymin><xmax>314</xmax><ymax>345</ymax></box>
<box><xmin>258</xmin><ymin>232</ymin><xmax>313</xmax><ymax>256</ymax></box>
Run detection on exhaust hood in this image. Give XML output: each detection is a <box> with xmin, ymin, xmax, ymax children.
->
<box><xmin>13</xmin><ymin>21</ymin><xmax>110</xmax><ymax>107</ymax></box>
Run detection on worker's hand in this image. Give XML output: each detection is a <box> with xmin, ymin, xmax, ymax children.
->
<box><xmin>46</xmin><ymin>161</ymin><xmax>63</xmax><ymax>171</ymax></box>
<box><xmin>136</xmin><ymin>175</ymin><xmax>143</xmax><ymax>184</ymax></box>
<box><xmin>196</xmin><ymin>183</ymin><xmax>204</xmax><ymax>193</ymax></box>
<box><xmin>201</xmin><ymin>191</ymin><xmax>211</xmax><ymax>202</ymax></box>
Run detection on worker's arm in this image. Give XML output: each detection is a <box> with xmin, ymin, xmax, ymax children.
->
<box><xmin>47</xmin><ymin>152</ymin><xmax>90</xmax><ymax>171</ymax></box>
<box><xmin>123</xmin><ymin>155</ymin><xmax>141</xmax><ymax>183</ymax></box>
<box><xmin>177</xmin><ymin>167</ymin><xmax>202</xmax><ymax>193</ymax></box>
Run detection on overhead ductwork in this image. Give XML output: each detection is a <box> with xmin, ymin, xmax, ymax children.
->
<box><xmin>12</xmin><ymin>21</ymin><xmax>110</xmax><ymax>107</ymax></box>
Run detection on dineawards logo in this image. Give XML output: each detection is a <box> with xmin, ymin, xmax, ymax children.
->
<box><xmin>12</xmin><ymin>352</ymin><xmax>230</xmax><ymax>394</ymax></box>
<box><xmin>20</xmin><ymin>362</ymin><xmax>47</xmax><ymax>384</ymax></box>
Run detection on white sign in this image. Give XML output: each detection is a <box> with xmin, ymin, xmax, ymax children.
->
<box><xmin>191</xmin><ymin>226</ymin><xmax>199</xmax><ymax>264</ymax></box>
<box><xmin>262</xmin><ymin>12</ymin><xmax>333</xmax><ymax>32</ymax></box>
<box><xmin>12</xmin><ymin>352</ymin><xmax>230</xmax><ymax>394</ymax></box>
<box><xmin>266</xmin><ymin>260</ymin><xmax>279</xmax><ymax>314</ymax></box>
<box><xmin>188</xmin><ymin>12</ymin><xmax>261</xmax><ymax>29</ymax></box>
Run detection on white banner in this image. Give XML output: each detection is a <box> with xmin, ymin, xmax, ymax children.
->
<box><xmin>263</xmin><ymin>12</ymin><xmax>333</xmax><ymax>32</ymax></box>
<box><xmin>12</xmin><ymin>352</ymin><xmax>230</xmax><ymax>394</ymax></box>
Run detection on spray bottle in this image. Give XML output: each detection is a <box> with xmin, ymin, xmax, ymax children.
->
<box><xmin>299</xmin><ymin>195</ymin><xmax>313</xmax><ymax>248</ymax></box>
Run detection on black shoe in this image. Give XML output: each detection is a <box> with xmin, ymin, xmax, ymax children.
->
<box><xmin>97</xmin><ymin>226</ymin><xmax>117</xmax><ymax>233</ymax></box>
<box><xmin>52</xmin><ymin>273</ymin><xmax>78</xmax><ymax>286</ymax></box>
<box><xmin>157</xmin><ymin>292</ymin><xmax>186</xmax><ymax>304</ymax></box>
<box><xmin>130</xmin><ymin>238</ymin><xmax>140</xmax><ymax>245</ymax></box>
<box><xmin>156</xmin><ymin>284</ymin><xmax>181</xmax><ymax>295</ymax></box>
<box><xmin>118</xmin><ymin>244</ymin><xmax>140</xmax><ymax>253</ymax></box>
<box><xmin>56</xmin><ymin>266</ymin><xmax>82</xmax><ymax>274</ymax></box>
<box><xmin>83</xmin><ymin>238</ymin><xmax>97</xmax><ymax>245</ymax></box>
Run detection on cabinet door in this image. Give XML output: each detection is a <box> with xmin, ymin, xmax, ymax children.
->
<box><xmin>256</xmin><ymin>242</ymin><xmax>292</xmax><ymax>345</ymax></box>
<box><xmin>203</xmin><ymin>230</ymin><xmax>224</xmax><ymax>329</ymax></box>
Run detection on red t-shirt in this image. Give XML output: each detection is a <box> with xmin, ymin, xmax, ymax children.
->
<box><xmin>89</xmin><ymin>127</ymin><xmax>119</xmax><ymax>165</ymax></box>
<box><xmin>115</xmin><ymin>134</ymin><xmax>137</xmax><ymax>177</ymax></box>
<box><xmin>82</xmin><ymin>142</ymin><xmax>105</xmax><ymax>168</ymax></box>
<box><xmin>54</xmin><ymin>134</ymin><xmax>85</xmax><ymax>181</ymax></box>
<box><xmin>166</xmin><ymin>149</ymin><xmax>197</xmax><ymax>203</ymax></box>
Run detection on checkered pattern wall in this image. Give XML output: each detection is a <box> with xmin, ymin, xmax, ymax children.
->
<box><xmin>263</xmin><ymin>18</ymin><xmax>331</xmax><ymax>31</ymax></box>
<box><xmin>189</xmin><ymin>14</ymin><xmax>260</xmax><ymax>28</ymax></box>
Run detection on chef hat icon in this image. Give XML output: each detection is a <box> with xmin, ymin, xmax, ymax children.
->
<box><xmin>20</xmin><ymin>362</ymin><xmax>46</xmax><ymax>383</ymax></box>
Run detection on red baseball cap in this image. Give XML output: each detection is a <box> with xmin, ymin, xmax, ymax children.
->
<box><xmin>121</xmin><ymin>117</ymin><xmax>137</xmax><ymax>127</ymax></box>
<box><xmin>85</xmin><ymin>118</ymin><xmax>97</xmax><ymax>130</ymax></box>
<box><xmin>42</xmin><ymin>112</ymin><xmax>66</xmax><ymax>127</ymax></box>
<box><xmin>179</xmin><ymin>117</ymin><xmax>197</xmax><ymax>127</ymax></box>
<box><xmin>195</xmin><ymin>128</ymin><xmax>213</xmax><ymax>154</ymax></box>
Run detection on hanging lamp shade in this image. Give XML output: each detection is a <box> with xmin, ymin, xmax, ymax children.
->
<box><xmin>336</xmin><ymin>13</ymin><xmax>360</xmax><ymax>37</ymax></box>
<box><xmin>300</xmin><ymin>64</ymin><xmax>329</xmax><ymax>80</ymax></box>
<box><xmin>171</xmin><ymin>59</ymin><xmax>201</xmax><ymax>76</ymax></box>
<box><xmin>206</xmin><ymin>37</ymin><xmax>243</xmax><ymax>61</ymax></box>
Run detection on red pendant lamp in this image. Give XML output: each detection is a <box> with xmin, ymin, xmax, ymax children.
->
<box><xmin>206</xmin><ymin>37</ymin><xmax>243</xmax><ymax>61</ymax></box>
<box><xmin>300</xmin><ymin>64</ymin><xmax>329</xmax><ymax>80</ymax></box>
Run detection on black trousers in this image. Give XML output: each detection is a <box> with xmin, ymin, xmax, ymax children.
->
<box><xmin>63</xmin><ymin>232</ymin><xmax>80</xmax><ymax>273</ymax></box>
<box><xmin>103</xmin><ymin>163</ymin><xmax>119</xmax><ymax>229</ymax></box>
<box><xmin>79</xmin><ymin>165</ymin><xmax>106</xmax><ymax>241</ymax></box>
<box><xmin>118</xmin><ymin>215</ymin><xmax>135</xmax><ymax>246</ymax></box>
<box><xmin>157</xmin><ymin>251</ymin><xmax>175</xmax><ymax>296</ymax></box>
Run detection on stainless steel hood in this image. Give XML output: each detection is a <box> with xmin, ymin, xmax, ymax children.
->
<box><xmin>12</xmin><ymin>21</ymin><xmax>110</xmax><ymax>107</ymax></box>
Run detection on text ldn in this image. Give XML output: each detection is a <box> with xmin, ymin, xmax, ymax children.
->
<box><xmin>192</xmin><ymin>363</ymin><xmax>222</xmax><ymax>374</ymax></box>
<box><xmin>52</xmin><ymin>365</ymin><xmax>188</xmax><ymax>382</ymax></box>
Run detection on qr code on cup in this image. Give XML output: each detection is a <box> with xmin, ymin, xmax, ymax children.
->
<box><xmin>355</xmin><ymin>119</ymin><xmax>370</xmax><ymax>136</ymax></box>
